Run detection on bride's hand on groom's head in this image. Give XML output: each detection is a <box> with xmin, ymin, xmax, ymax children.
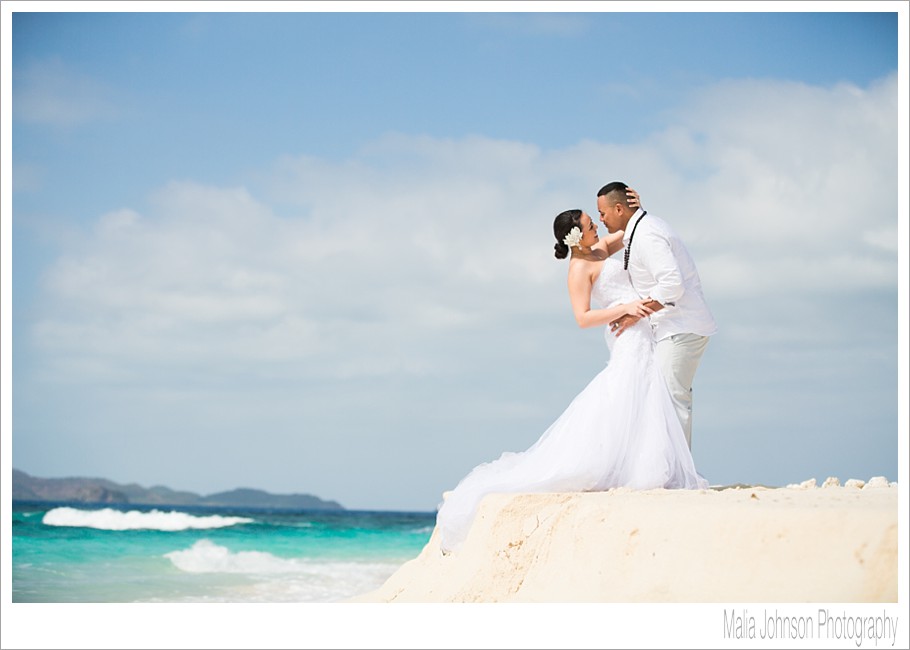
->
<box><xmin>626</xmin><ymin>187</ymin><xmax>641</xmax><ymax>209</ymax></box>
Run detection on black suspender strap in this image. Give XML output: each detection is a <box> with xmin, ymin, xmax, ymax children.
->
<box><xmin>623</xmin><ymin>210</ymin><xmax>647</xmax><ymax>270</ymax></box>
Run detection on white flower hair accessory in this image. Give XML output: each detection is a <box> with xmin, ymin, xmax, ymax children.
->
<box><xmin>563</xmin><ymin>226</ymin><xmax>583</xmax><ymax>248</ymax></box>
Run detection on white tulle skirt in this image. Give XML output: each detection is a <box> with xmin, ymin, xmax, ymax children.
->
<box><xmin>436</xmin><ymin>322</ymin><xmax>707</xmax><ymax>553</ymax></box>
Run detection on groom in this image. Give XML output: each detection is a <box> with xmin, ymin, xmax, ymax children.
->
<box><xmin>597</xmin><ymin>181</ymin><xmax>717</xmax><ymax>449</ymax></box>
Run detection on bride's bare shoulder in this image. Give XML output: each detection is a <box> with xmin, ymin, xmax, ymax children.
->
<box><xmin>566</xmin><ymin>257</ymin><xmax>599</xmax><ymax>286</ymax></box>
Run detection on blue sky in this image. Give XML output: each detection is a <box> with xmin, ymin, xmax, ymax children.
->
<box><xmin>5</xmin><ymin>6</ymin><xmax>904</xmax><ymax>513</ymax></box>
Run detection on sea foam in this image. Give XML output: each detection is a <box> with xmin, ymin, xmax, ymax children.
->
<box><xmin>42</xmin><ymin>507</ymin><xmax>253</xmax><ymax>531</ymax></box>
<box><xmin>165</xmin><ymin>540</ymin><xmax>305</xmax><ymax>574</ymax></box>
<box><xmin>163</xmin><ymin>540</ymin><xmax>404</xmax><ymax>602</ymax></box>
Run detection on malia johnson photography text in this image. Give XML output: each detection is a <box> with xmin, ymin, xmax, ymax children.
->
<box><xmin>723</xmin><ymin>608</ymin><xmax>899</xmax><ymax>646</ymax></box>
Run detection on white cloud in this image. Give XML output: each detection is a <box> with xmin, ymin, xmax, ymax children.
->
<box><xmin>13</xmin><ymin>58</ymin><xmax>118</xmax><ymax>127</ymax></box>
<box><xmin>22</xmin><ymin>73</ymin><xmax>898</xmax><ymax>508</ymax></box>
<box><xmin>862</xmin><ymin>226</ymin><xmax>899</xmax><ymax>252</ymax></box>
<box><xmin>35</xmin><ymin>74</ymin><xmax>897</xmax><ymax>377</ymax></box>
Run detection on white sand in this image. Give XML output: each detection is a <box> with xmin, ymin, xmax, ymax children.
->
<box><xmin>348</xmin><ymin>482</ymin><xmax>897</xmax><ymax>602</ymax></box>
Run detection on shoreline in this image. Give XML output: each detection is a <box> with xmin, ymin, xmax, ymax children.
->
<box><xmin>348</xmin><ymin>481</ymin><xmax>898</xmax><ymax>603</ymax></box>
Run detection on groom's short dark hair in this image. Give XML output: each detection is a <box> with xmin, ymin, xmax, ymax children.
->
<box><xmin>598</xmin><ymin>181</ymin><xmax>629</xmax><ymax>207</ymax></box>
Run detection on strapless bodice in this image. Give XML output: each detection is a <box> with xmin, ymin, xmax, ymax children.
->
<box><xmin>591</xmin><ymin>254</ymin><xmax>653</xmax><ymax>355</ymax></box>
<box><xmin>591</xmin><ymin>255</ymin><xmax>640</xmax><ymax>309</ymax></box>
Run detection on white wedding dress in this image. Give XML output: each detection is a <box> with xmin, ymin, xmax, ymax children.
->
<box><xmin>436</xmin><ymin>252</ymin><xmax>708</xmax><ymax>553</ymax></box>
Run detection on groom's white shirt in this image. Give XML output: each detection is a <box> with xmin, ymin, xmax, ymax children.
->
<box><xmin>623</xmin><ymin>208</ymin><xmax>717</xmax><ymax>342</ymax></box>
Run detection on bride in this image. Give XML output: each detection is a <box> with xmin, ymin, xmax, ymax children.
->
<box><xmin>436</xmin><ymin>190</ymin><xmax>708</xmax><ymax>554</ymax></box>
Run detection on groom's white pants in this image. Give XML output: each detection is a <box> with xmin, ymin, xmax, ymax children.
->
<box><xmin>655</xmin><ymin>333</ymin><xmax>710</xmax><ymax>450</ymax></box>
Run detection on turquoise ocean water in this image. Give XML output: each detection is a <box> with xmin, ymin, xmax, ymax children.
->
<box><xmin>12</xmin><ymin>501</ymin><xmax>435</xmax><ymax>602</ymax></box>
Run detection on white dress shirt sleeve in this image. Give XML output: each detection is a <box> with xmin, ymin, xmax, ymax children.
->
<box><xmin>636</xmin><ymin>227</ymin><xmax>685</xmax><ymax>307</ymax></box>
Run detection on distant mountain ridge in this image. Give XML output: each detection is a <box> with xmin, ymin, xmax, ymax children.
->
<box><xmin>12</xmin><ymin>469</ymin><xmax>344</xmax><ymax>510</ymax></box>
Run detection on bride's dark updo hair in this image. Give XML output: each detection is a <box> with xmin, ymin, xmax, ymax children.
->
<box><xmin>553</xmin><ymin>209</ymin><xmax>583</xmax><ymax>259</ymax></box>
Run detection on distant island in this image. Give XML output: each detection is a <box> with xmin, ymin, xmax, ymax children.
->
<box><xmin>12</xmin><ymin>469</ymin><xmax>344</xmax><ymax>510</ymax></box>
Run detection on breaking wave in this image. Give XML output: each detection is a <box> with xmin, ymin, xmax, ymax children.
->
<box><xmin>42</xmin><ymin>507</ymin><xmax>254</xmax><ymax>531</ymax></box>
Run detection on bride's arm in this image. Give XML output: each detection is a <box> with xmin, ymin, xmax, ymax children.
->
<box><xmin>602</xmin><ymin>231</ymin><xmax>624</xmax><ymax>255</ymax></box>
<box><xmin>568</xmin><ymin>263</ymin><xmax>654</xmax><ymax>329</ymax></box>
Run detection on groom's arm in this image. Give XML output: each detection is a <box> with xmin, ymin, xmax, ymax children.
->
<box><xmin>610</xmin><ymin>227</ymin><xmax>682</xmax><ymax>336</ymax></box>
<box><xmin>636</xmin><ymin>229</ymin><xmax>685</xmax><ymax>308</ymax></box>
